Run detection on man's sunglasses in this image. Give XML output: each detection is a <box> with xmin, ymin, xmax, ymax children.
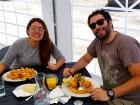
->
<box><xmin>89</xmin><ymin>19</ymin><xmax>106</xmax><ymax>29</ymax></box>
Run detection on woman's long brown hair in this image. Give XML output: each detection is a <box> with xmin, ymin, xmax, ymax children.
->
<box><xmin>26</xmin><ymin>18</ymin><xmax>55</xmax><ymax>66</ymax></box>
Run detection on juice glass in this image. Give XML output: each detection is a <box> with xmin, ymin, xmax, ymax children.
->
<box><xmin>46</xmin><ymin>74</ymin><xmax>58</xmax><ymax>90</ymax></box>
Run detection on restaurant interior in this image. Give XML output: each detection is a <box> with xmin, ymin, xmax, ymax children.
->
<box><xmin>0</xmin><ymin>0</ymin><xmax>140</xmax><ymax>105</ymax></box>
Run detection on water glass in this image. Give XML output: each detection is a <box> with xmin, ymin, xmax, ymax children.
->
<box><xmin>35</xmin><ymin>73</ymin><xmax>46</xmax><ymax>89</ymax></box>
<box><xmin>34</xmin><ymin>73</ymin><xmax>50</xmax><ymax>105</ymax></box>
<box><xmin>0</xmin><ymin>77</ymin><xmax>5</xmax><ymax>97</ymax></box>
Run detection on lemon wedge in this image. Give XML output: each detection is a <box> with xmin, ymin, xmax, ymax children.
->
<box><xmin>63</xmin><ymin>76</ymin><xmax>72</xmax><ymax>86</ymax></box>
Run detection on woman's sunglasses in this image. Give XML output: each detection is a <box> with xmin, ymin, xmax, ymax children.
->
<box><xmin>89</xmin><ymin>19</ymin><xmax>106</xmax><ymax>29</ymax></box>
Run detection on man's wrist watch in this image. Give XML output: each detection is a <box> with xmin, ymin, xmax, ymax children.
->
<box><xmin>107</xmin><ymin>89</ymin><xmax>115</xmax><ymax>100</ymax></box>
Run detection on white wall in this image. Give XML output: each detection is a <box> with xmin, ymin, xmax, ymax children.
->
<box><xmin>42</xmin><ymin>0</ymin><xmax>73</xmax><ymax>62</ymax></box>
<box><xmin>55</xmin><ymin>0</ymin><xmax>73</xmax><ymax>62</ymax></box>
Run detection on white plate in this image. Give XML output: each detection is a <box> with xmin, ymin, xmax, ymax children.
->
<box><xmin>13</xmin><ymin>83</ymin><xmax>37</xmax><ymax>97</ymax></box>
<box><xmin>62</xmin><ymin>76</ymin><xmax>100</xmax><ymax>98</ymax></box>
<box><xmin>2</xmin><ymin>70</ymin><xmax>37</xmax><ymax>82</ymax></box>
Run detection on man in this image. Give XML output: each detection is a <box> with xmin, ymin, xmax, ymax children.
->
<box><xmin>63</xmin><ymin>9</ymin><xmax>140</xmax><ymax>105</ymax></box>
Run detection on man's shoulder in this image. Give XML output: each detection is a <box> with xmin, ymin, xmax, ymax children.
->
<box><xmin>117</xmin><ymin>32</ymin><xmax>137</xmax><ymax>43</ymax></box>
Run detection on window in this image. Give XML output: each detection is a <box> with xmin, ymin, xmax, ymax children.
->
<box><xmin>0</xmin><ymin>0</ymin><xmax>42</xmax><ymax>47</ymax></box>
<box><xmin>72</xmin><ymin>0</ymin><xmax>140</xmax><ymax>76</ymax></box>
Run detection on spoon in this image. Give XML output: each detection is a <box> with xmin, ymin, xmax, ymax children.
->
<box><xmin>25</xmin><ymin>95</ymin><xmax>33</xmax><ymax>101</ymax></box>
<box><xmin>25</xmin><ymin>84</ymin><xmax>37</xmax><ymax>101</ymax></box>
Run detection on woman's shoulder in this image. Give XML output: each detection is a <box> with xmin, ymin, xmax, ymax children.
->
<box><xmin>13</xmin><ymin>37</ymin><xmax>28</xmax><ymax>45</ymax></box>
<box><xmin>9</xmin><ymin>37</ymin><xmax>28</xmax><ymax>50</ymax></box>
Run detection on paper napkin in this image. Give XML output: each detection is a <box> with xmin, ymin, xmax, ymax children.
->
<box><xmin>48</xmin><ymin>86</ymin><xmax>71</xmax><ymax>104</ymax></box>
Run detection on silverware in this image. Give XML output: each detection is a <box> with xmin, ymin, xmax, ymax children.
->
<box><xmin>25</xmin><ymin>95</ymin><xmax>33</xmax><ymax>101</ymax></box>
<box><xmin>25</xmin><ymin>84</ymin><xmax>37</xmax><ymax>101</ymax></box>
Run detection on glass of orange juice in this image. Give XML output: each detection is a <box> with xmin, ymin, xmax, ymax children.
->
<box><xmin>46</xmin><ymin>74</ymin><xmax>58</xmax><ymax>90</ymax></box>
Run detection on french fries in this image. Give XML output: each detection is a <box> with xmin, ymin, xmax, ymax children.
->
<box><xmin>7</xmin><ymin>67</ymin><xmax>36</xmax><ymax>80</ymax></box>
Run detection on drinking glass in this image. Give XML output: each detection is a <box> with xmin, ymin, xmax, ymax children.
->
<box><xmin>34</xmin><ymin>73</ymin><xmax>50</xmax><ymax>105</ymax></box>
<box><xmin>0</xmin><ymin>77</ymin><xmax>5</xmax><ymax>97</ymax></box>
<box><xmin>46</xmin><ymin>74</ymin><xmax>58</xmax><ymax>90</ymax></box>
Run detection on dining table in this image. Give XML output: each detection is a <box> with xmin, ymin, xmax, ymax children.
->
<box><xmin>0</xmin><ymin>62</ymin><xmax>109</xmax><ymax>105</ymax></box>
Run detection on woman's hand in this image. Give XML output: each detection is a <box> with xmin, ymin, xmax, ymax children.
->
<box><xmin>88</xmin><ymin>87</ymin><xmax>110</xmax><ymax>101</ymax></box>
<box><xmin>63</xmin><ymin>68</ymin><xmax>73</xmax><ymax>78</ymax></box>
<box><xmin>0</xmin><ymin>63</ymin><xmax>6</xmax><ymax>75</ymax></box>
<box><xmin>47</xmin><ymin>64</ymin><xmax>58</xmax><ymax>71</ymax></box>
<box><xmin>0</xmin><ymin>69</ymin><xmax>4</xmax><ymax>75</ymax></box>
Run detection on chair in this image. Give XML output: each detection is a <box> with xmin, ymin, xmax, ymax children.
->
<box><xmin>0</xmin><ymin>46</ymin><xmax>9</xmax><ymax>61</ymax></box>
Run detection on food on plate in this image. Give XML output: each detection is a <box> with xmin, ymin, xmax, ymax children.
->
<box><xmin>81</xmin><ymin>79</ymin><xmax>92</xmax><ymax>88</ymax></box>
<box><xmin>7</xmin><ymin>67</ymin><xmax>36</xmax><ymax>80</ymax></box>
<box><xmin>22</xmin><ymin>84</ymin><xmax>37</xmax><ymax>93</ymax></box>
<box><xmin>63</xmin><ymin>76</ymin><xmax>72</xmax><ymax>86</ymax></box>
<box><xmin>46</xmin><ymin>77</ymin><xmax>57</xmax><ymax>90</ymax></box>
<box><xmin>63</xmin><ymin>74</ymin><xmax>92</xmax><ymax>94</ymax></box>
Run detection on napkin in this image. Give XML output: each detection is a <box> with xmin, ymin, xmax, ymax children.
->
<box><xmin>58</xmin><ymin>95</ymin><xmax>71</xmax><ymax>104</ymax></box>
<box><xmin>48</xmin><ymin>86</ymin><xmax>71</xmax><ymax>104</ymax></box>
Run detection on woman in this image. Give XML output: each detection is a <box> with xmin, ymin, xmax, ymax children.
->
<box><xmin>0</xmin><ymin>18</ymin><xmax>65</xmax><ymax>74</ymax></box>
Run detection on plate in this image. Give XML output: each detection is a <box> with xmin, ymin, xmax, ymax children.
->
<box><xmin>2</xmin><ymin>69</ymin><xmax>37</xmax><ymax>82</ymax></box>
<box><xmin>13</xmin><ymin>83</ymin><xmax>37</xmax><ymax>97</ymax></box>
<box><xmin>62</xmin><ymin>76</ymin><xmax>100</xmax><ymax>97</ymax></box>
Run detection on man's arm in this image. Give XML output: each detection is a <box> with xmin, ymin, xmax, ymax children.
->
<box><xmin>88</xmin><ymin>63</ymin><xmax>140</xmax><ymax>101</ymax></box>
<box><xmin>63</xmin><ymin>52</ymin><xmax>94</xmax><ymax>77</ymax></box>
<box><xmin>113</xmin><ymin>62</ymin><xmax>140</xmax><ymax>97</ymax></box>
<box><xmin>70</xmin><ymin>52</ymin><xmax>93</xmax><ymax>74</ymax></box>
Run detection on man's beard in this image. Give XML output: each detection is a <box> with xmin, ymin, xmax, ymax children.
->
<box><xmin>94</xmin><ymin>26</ymin><xmax>111</xmax><ymax>41</ymax></box>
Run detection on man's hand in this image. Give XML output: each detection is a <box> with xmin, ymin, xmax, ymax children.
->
<box><xmin>63</xmin><ymin>68</ymin><xmax>74</xmax><ymax>78</ymax></box>
<box><xmin>88</xmin><ymin>87</ymin><xmax>110</xmax><ymax>101</ymax></box>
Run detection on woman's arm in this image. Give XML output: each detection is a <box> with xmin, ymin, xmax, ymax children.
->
<box><xmin>47</xmin><ymin>58</ymin><xmax>65</xmax><ymax>71</ymax></box>
<box><xmin>48</xmin><ymin>46</ymin><xmax>65</xmax><ymax>70</ymax></box>
<box><xmin>55</xmin><ymin>58</ymin><xmax>65</xmax><ymax>69</ymax></box>
<box><xmin>0</xmin><ymin>42</ymin><xmax>21</xmax><ymax>73</ymax></box>
<box><xmin>0</xmin><ymin>63</ymin><xmax>6</xmax><ymax>74</ymax></box>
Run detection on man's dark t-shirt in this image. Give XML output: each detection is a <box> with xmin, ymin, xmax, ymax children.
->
<box><xmin>87</xmin><ymin>32</ymin><xmax>140</xmax><ymax>104</ymax></box>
